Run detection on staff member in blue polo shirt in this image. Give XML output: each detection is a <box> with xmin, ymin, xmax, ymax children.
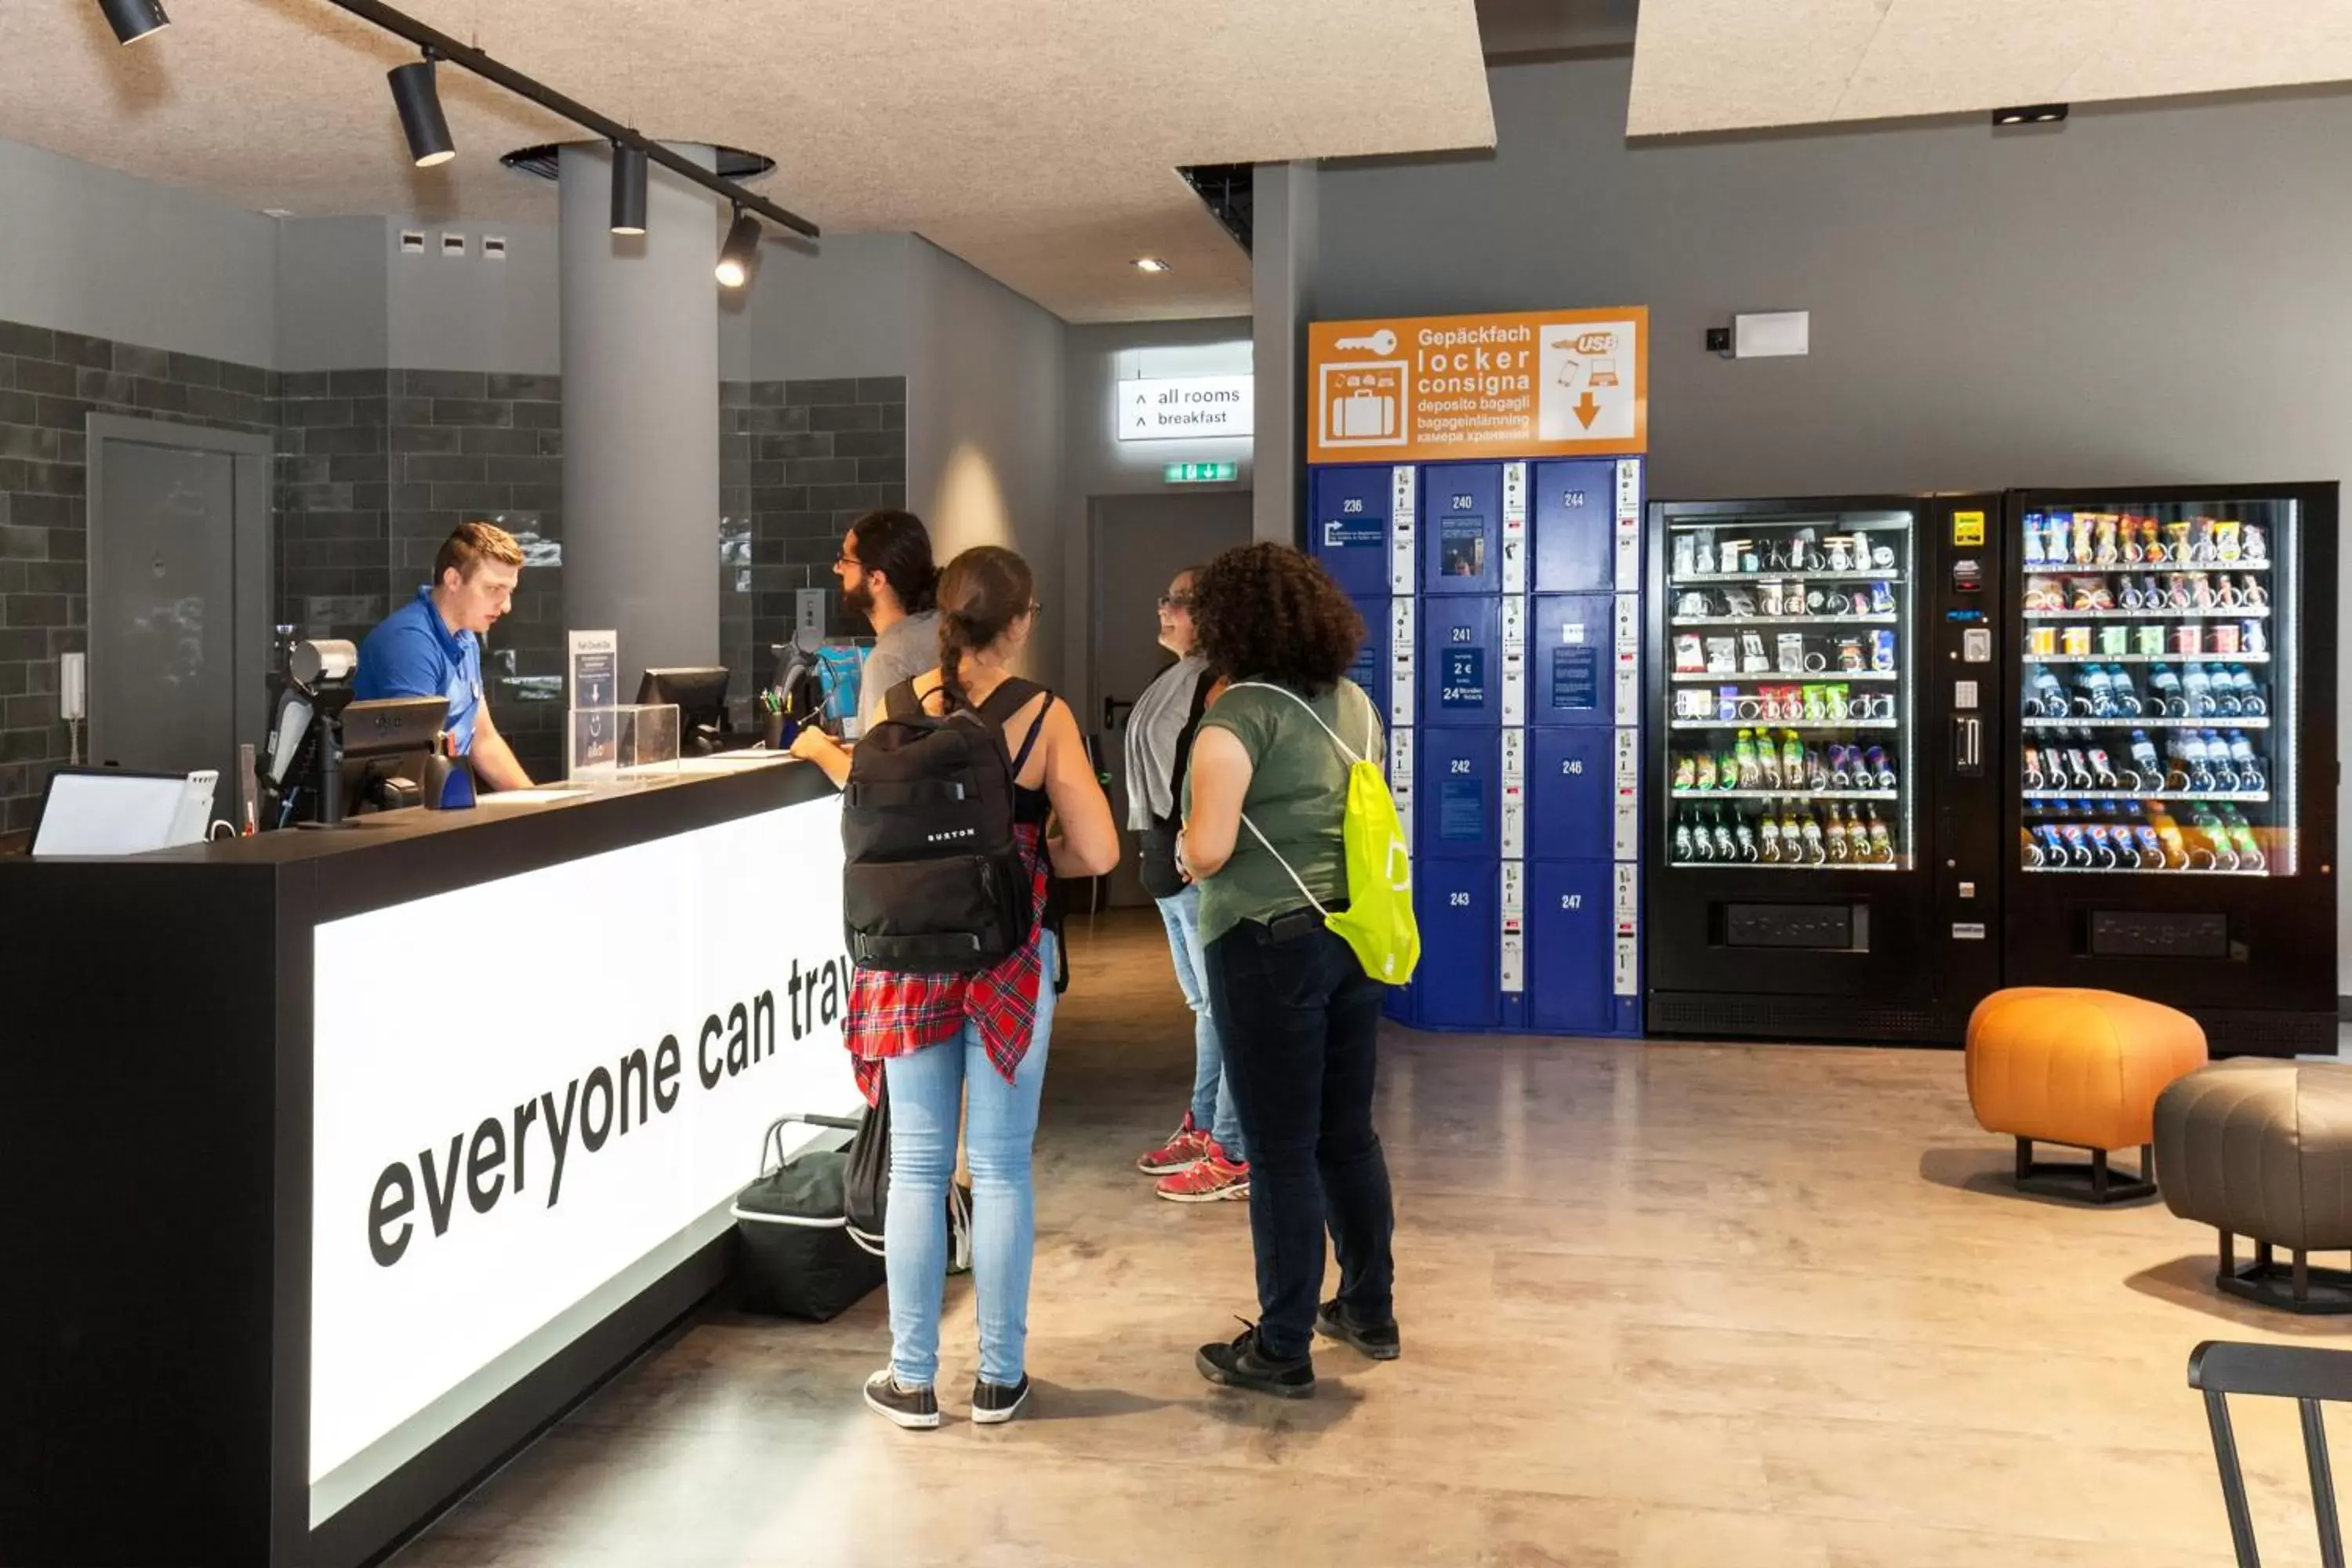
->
<box><xmin>354</xmin><ymin>521</ymin><xmax>535</xmax><ymax>789</ymax></box>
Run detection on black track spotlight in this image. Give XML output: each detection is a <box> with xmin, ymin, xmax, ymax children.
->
<box><xmin>97</xmin><ymin>0</ymin><xmax>169</xmax><ymax>45</ymax></box>
<box><xmin>610</xmin><ymin>143</ymin><xmax>648</xmax><ymax>235</ymax></box>
<box><xmin>716</xmin><ymin>207</ymin><xmax>762</xmax><ymax>289</ymax></box>
<box><xmin>389</xmin><ymin>56</ymin><xmax>456</xmax><ymax>169</ymax></box>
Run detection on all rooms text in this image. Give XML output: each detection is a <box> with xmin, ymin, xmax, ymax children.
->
<box><xmin>365</xmin><ymin>951</ymin><xmax>851</xmax><ymax>1268</ymax></box>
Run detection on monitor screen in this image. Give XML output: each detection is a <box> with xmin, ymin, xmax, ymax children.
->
<box><xmin>637</xmin><ymin>667</ymin><xmax>731</xmax><ymax>728</ymax></box>
<box><xmin>341</xmin><ymin>696</ymin><xmax>450</xmax><ymax>760</ymax></box>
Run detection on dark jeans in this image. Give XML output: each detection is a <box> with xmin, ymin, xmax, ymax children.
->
<box><xmin>1205</xmin><ymin>916</ymin><xmax>1395</xmax><ymax>1361</ymax></box>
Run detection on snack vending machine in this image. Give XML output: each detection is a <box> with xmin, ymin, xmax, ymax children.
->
<box><xmin>1643</xmin><ymin>495</ymin><xmax>2008</xmax><ymax>1043</ymax></box>
<box><xmin>1311</xmin><ymin>457</ymin><xmax>1644</xmax><ymax>1036</ymax></box>
<box><xmin>2004</xmin><ymin>484</ymin><xmax>2337</xmax><ymax>1054</ymax></box>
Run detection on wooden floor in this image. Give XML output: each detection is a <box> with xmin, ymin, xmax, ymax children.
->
<box><xmin>394</xmin><ymin>911</ymin><xmax>2347</xmax><ymax>1567</ymax></box>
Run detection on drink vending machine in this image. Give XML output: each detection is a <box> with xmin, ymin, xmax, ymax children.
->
<box><xmin>1310</xmin><ymin>457</ymin><xmax>1645</xmax><ymax>1035</ymax></box>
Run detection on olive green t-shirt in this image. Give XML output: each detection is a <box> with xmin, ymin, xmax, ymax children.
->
<box><xmin>1185</xmin><ymin>678</ymin><xmax>1383</xmax><ymax>946</ymax></box>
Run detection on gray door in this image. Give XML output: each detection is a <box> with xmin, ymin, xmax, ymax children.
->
<box><xmin>1089</xmin><ymin>490</ymin><xmax>1254</xmax><ymax>908</ymax></box>
<box><xmin>88</xmin><ymin>418</ymin><xmax>271</xmax><ymax>822</ymax></box>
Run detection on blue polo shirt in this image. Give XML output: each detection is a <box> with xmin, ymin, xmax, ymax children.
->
<box><xmin>355</xmin><ymin>587</ymin><xmax>485</xmax><ymax>751</ymax></box>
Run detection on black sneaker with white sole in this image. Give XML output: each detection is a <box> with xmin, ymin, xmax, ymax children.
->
<box><xmin>971</xmin><ymin>1374</ymin><xmax>1031</xmax><ymax>1425</ymax></box>
<box><xmin>1316</xmin><ymin>1298</ymin><xmax>1402</xmax><ymax>1361</ymax></box>
<box><xmin>1196</xmin><ymin>1323</ymin><xmax>1315</xmax><ymax>1399</ymax></box>
<box><xmin>863</xmin><ymin>1370</ymin><xmax>941</xmax><ymax>1429</ymax></box>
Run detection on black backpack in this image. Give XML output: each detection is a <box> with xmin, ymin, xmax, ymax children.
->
<box><xmin>842</xmin><ymin>676</ymin><xmax>1048</xmax><ymax>974</ymax></box>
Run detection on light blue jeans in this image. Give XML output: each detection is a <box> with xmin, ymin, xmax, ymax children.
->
<box><xmin>1156</xmin><ymin>885</ymin><xmax>1245</xmax><ymax>1162</ymax></box>
<box><xmin>881</xmin><ymin>933</ymin><xmax>1057</xmax><ymax>1389</ymax></box>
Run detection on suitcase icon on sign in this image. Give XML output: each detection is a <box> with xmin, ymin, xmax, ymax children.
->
<box><xmin>1331</xmin><ymin>388</ymin><xmax>1396</xmax><ymax>439</ymax></box>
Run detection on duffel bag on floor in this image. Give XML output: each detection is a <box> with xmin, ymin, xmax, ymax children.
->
<box><xmin>731</xmin><ymin>1113</ymin><xmax>884</xmax><ymax>1322</ymax></box>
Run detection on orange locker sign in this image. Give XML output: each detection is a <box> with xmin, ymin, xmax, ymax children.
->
<box><xmin>1306</xmin><ymin>307</ymin><xmax>1648</xmax><ymax>465</ymax></box>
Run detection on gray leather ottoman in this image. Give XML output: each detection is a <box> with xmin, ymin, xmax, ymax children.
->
<box><xmin>2154</xmin><ymin>1060</ymin><xmax>2352</xmax><ymax>1314</ymax></box>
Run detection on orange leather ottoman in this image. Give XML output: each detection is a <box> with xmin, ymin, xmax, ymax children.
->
<box><xmin>1965</xmin><ymin>986</ymin><xmax>2209</xmax><ymax>1203</ymax></box>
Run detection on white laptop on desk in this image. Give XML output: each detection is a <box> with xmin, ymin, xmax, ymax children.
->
<box><xmin>30</xmin><ymin>769</ymin><xmax>218</xmax><ymax>858</ymax></box>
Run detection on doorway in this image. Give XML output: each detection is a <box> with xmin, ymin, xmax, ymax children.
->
<box><xmin>86</xmin><ymin>416</ymin><xmax>274</xmax><ymax>822</ymax></box>
<box><xmin>1088</xmin><ymin>489</ymin><xmax>1254</xmax><ymax>908</ymax></box>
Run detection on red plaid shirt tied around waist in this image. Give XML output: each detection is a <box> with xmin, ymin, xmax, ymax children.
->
<box><xmin>844</xmin><ymin>821</ymin><xmax>1051</xmax><ymax>1104</ymax></box>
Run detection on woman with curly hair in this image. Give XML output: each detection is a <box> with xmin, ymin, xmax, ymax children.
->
<box><xmin>1178</xmin><ymin>542</ymin><xmax>1399</xmax><ymax>1399</ymax></box>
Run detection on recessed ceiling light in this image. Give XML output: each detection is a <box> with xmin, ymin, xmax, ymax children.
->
<box><xmin>1992</xmin><ymin>103</ymin><xmax>2068</xmax><ymax>127</ymax></box>
<box><xmin>1132</xmin><ymin>257</ymin><xmax>1172</xmax><ymax>274</ymax></box>
<box><xmin>263</xmin><ymin>208</ymin><xmax>293</xmax><ymax>219</ymax></box>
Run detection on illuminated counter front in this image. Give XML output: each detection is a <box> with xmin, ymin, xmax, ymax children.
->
<box><xmin>0</xmin><ymin>760</ymin><xmax>858</xmax><ymax>1568</ymax></box>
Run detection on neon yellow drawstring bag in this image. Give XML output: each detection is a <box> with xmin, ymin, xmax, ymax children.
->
<box><xmin>1227</xmin><ymin>682</ymin><xmax>1421</xmax><ymax>986</ymax></box>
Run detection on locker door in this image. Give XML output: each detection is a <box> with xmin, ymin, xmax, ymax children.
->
<box><xmin>1416</xmin><ymin>727</ymin><xmax>1499</xmax><ymax>861</ymax></box>
<box><xmin>1420</xmin><ymin>595</ymin><xmax>1501</xmax><ymax>728</ymax></box>
<box><xmin>1414</xmin><ymin>860</ymin><xmax>1497</xmax><ymax>1029</ymax></box>
<box><xmin>1526</xmin><ymin>727</ymin><xmax>1613</xmax><ymax>862</ymax></box>
<box><xmin>1531</xmin><ymin>459</ymin><xmax>1617</xmax><ymax>592</ymax></box>
<box><xmin>1346</xmin><ymin>593</ymin><xmax>1391</xmax><ymax>721</ymax></box>
<box><xmin>1309</xmin><ymin>466</ymin><xmax>1395</xmax><ymax>597</ymax></box>
<box><xmin>1528</xmin><ymin>593</ymin><xmax>1613</xmax><ymax>728</ymax></box>
<box><xmin>1420</xmin><ymin>463</ymin><xmax>1503</xmax><ymax>595</ymax></box>
<box><xmin>1525</xmin><ymin>860</ymin><xmax>1613</xmax><ymax>1035</ymax></box>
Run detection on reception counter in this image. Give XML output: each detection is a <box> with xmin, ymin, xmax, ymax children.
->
<box><xmin>0</xmin><ymin>757</ymin><xmax>858</xmax><ymax>1567</ymax></box>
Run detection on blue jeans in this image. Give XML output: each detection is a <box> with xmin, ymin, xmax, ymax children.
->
<box><xmin>880</xmin><ymin>934</ymin><xmax>1056</xmax><ymax>1388</ymax></box>
<box><xmin>1155</xmin><ymin>885</ymin><xmax>1245</xmax><ymax>1162</ymax></box>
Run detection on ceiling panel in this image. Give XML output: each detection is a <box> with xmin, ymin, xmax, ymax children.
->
<box><xmin>0</xmin><ymin>0</ymin><xmax>1496</xmax><ymax>321</ymax></box>
<box><xmin>1628</xmin><ymin>0</ymin><xmax>2352</xmax><ymax>136</ymax></box>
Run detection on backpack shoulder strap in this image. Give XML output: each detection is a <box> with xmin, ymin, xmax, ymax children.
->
<box><xmin>883</xmin><ymin>678</ymin><xmax>924</xmax><ymax>722</ymax></box>
<box><xmin>1221</xmin><ymin>681</ymin><xmax>1362</xmax><ymax>766</ymax></box>
<box><xmin>975</xmin><ymin>677</ymin><xmax>1052</xmax><ymax>773</ymax></box>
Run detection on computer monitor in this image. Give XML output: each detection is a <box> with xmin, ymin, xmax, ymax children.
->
<box><xmin>637</xmin><ymin>667</ymin><xmax>731</xmax><ymax>754</ymax></box>
<box><xmin>336</xmin><ymin>696</ymin><xmax>448</xmax><ymax>818</ymax></box>
<box><xmin>31</xmin><ymin>768</ymin><xmax>218</xmax><ymax>857</ymax></box>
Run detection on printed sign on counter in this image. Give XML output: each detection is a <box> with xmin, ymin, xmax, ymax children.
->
<box><xmin>1307</xmin><ymin>308</ymin><xmax>1649</xmax><ymax>465</ymax></box>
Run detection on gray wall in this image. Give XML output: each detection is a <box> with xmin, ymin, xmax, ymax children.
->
<box><xmin>904</xmin><ymin>238</ymin><xmax>1069</xmax><ymax>688</ymax></box>
<box><xmin>1308</xmin><ymin>53</ymin><xmax>2352</xmax><ymax>986</ymax></box>
<box><xmin>0</xmin><ymin>137</ymin><xmax>276</xmax><ymax>368</ymax></box>
<box><xmin>279</xmin><ymin>216</ymin><xmax>561</xmax><ymax>376</ymax></box>
<box><xmin>1315</xmin><ymin>56</ymin><xmax>2352</xmax><ymax>502</ymax></box>
<box><xmin>747</xmin><ymin>233</ymin><xmax>913</xmax><ymax>384</ymax></box>
<box><xmin>275</xmin><ymin>218</ymin><xmax>388</xmax><ymax>372</ymax></box>
<box><xmin>1062</xmin><ymin>317</ymin><xmax>1254</xmax><ymax>702</ymax></box>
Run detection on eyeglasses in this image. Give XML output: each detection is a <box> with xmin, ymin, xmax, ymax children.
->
<box><xmin>833</xmin><ymin>554</ymin><xmax>861</xmax><ymax>569</ymax></box>
<box><xmin>1157</xmin><ymin>593</ymin><xmax>1195</xmax><ymax>611</ymax></box>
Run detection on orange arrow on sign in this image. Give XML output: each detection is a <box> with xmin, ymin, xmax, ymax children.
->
<box><xmin>1573</xmin><ymin>390</ymin><xmax>1602</xmax><ymax>430</ymax></box>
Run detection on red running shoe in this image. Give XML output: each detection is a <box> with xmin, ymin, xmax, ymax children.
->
<box><xmin>1156</xmin><ymin>1144</ymin><xmax>1250</xmax><ymax>1203</ymax></box>
<box><xmin>1137</xmin><ymin>1113</ymin><xmax>1213</xmax><ymax>1175</ymax></box>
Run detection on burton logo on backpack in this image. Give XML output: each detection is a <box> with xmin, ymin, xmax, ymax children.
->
<box><xmin>840</xmin><ymin>677</ymin><xmax>1047</xmax><ymax>975</ymax></box>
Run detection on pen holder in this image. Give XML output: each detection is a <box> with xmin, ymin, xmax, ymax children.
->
<box><xmin>763</xmin><ymin>710</ymin><xmax>799</xmax><ymax>750</ymax></box>
<box><xmin>422</xmin><ymin>753</ymin><xmax>477</xmax><ymax>811</ymax></box>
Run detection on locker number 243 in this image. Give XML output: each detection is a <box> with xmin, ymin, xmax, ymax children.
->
<box><xmin>1449</xmin><ymin>892</ymin><xmax>1471</xmax><ymax>907</ymax></box>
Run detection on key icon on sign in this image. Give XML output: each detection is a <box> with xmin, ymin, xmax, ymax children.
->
<box><xmin>1336</xmin><ymin>329</ymin><xmax>1397</xmax><ymax>355</ymax></box>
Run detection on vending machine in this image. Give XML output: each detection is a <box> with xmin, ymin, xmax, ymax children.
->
<box><xmin>1643</xmin><ymin>494</ymin><xmax>2008</xmax><ymax>1044</ymax></box>
<box><xmin>2003</xmin><ymin>483</ymin><xmax>2338</xmax><ymax>1054</ymax></box>
<box><xmin>1306</xmin><ymin>307</ymin><xmax>1650</xmax><ymax>1038</ymax></box>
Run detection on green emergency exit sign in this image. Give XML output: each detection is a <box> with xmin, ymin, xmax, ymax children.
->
<box><xmin>1163</xmin><ymin>462</ymin><xmax>1237</xmax><ymax>484</ymax></box>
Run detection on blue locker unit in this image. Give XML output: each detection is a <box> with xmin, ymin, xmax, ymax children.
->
<box><xmin>1416</xmin><ymin>727</ymin><xmax>1500</xmax><ymax>861</ymax></box>
<box><xmin>1421</xmin><ymin>463</ymin><xmax>1503</xmax><ymax>596</ymax></box>
<box><xmin>1413</xmin><ymin>859</ymin><xmax>1498</xmax><ymax>1030</ymax></box>
<box><xmin>1529</xmin><ymin>593</ymin><xmax>1613</xmax><ymax>728</ymax></box>
<box><xmin>1531</xmin><ymin>459</ymin><xmax>1619</xmax><ymax>592</ymax></box>
<box><xmin>1420</xmin><ymin>595</ymin><xmax>1501</xmax><ymax>728</ymax></box>
<box><xmin>1526</xmin><ymin>728</ymin><xmax>1613</xmax><ymax>862</ymax></box>
<box><xmin>1309</xmin><ymin>465</ymin><xmax>1395</xmax><ymax>598</ymax></box>
<box><xmin>1525</xmin><ymin>860</ymin><xmax>1614</xmax><ymax>1035</ymax></box>
<box><xmin>1346</xmin><ymin>593</ymin><xmax>1391</xmax><ymax>720</ymax></box>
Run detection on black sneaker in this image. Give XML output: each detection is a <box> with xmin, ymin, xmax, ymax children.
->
<box><xmin>1196</xmin><ymin>1322</ymin><xmax>1315</xmax><ymax>1399</ymax></box>
<box><xmin>863</xmin><ymin>1370</ymin><xmax>940</xmax><ymax>1430</ymax></box>
<box><xmin>971</xmin><ymin>1374</ymin><xmax>1031</xmax><ymax>1425</ymax></box>
<box><xmin>1316</xmin><ymin>1298</ymin><xmax>1401</xmax><ymax>1360</ymax></box>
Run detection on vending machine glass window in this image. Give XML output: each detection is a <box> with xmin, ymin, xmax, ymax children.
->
<box><xmin>1664</xmin><ymin>510</ymin><xmax>1915</xmax><ymax>871</ymax></box>
<box><xmin>2016</xmin><ymin>499</ymin><xmax>2296</xmax><ymax>877</ymax></box>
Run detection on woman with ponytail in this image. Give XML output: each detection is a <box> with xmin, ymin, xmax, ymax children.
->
<box><xmin>844</xmin><ymin>544</ymin><xmax>1119</xmax><ymax>1430</ymax></box>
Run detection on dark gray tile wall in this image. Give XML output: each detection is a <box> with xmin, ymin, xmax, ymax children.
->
<box><xmin>0</xmin><ymin>326</ymin><xmax>902</xmax><ymax>829</ymax></box>
<box><xmin>0</xmin><ymin>320</ymin><xmax>276</xmax><ymax>833</ymax></box>
<box><xmin>732</xmin><ymin>376</ymin><xmax>908</xmax><ymax>683</ymax></box>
